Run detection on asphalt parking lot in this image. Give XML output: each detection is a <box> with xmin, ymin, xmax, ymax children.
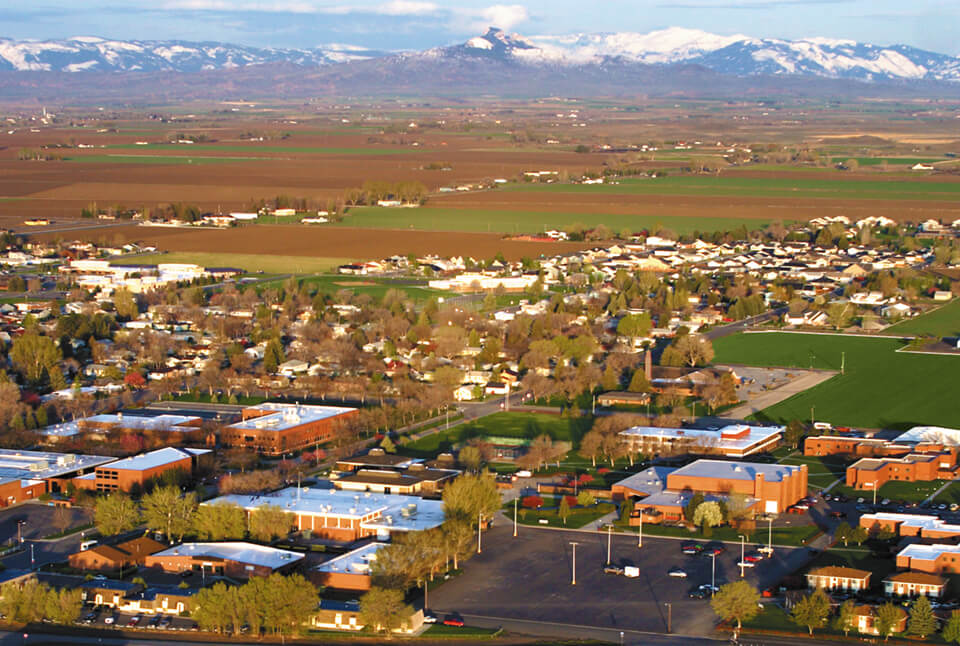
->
<box><xmin>431</xmin><ymin>523</ymin><xmax>815</xmax><ymax>638</ymax></box>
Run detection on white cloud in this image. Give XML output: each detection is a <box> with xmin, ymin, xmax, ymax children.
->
<box><xmin>159</xmin><ymin>0</ymin><xmax>439</xmax><ymax>14</ymax></box>
<box><xmin>377</xmin><ymin>0</ymin><xmax>438</xmax><ymax>15</ymax></box>
<box><xmin>480</xmin><ymin>4</ymin><xmax>528</xmax><ymax>29</ymax></box>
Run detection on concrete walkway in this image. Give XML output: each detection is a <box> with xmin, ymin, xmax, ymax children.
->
<box><xmin>723</xmin><ymin>370</ymin><xmax>837</xmax><ymax>419</ymax></box>
<box><xmin>923</xmin><ymin>478</ymin><xmax>959</xmax><ymax>504</ymax></box>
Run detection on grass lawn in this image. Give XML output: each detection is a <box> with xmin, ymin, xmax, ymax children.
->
<box><xmin>508</xmin><ymin>496</ymin><xmax>617</xmax><ymax>529</ymax></box>
<box><xmin>502</xmin><ymin>174</ymin><xmax>960</xmax><ymax>202</ymax></box>
<box><xmin>713</xmin><ymin>332</ymin><xmax>960</xmax><ymax>430</ymax></box>
<box><xmin>115</xmin><ymin>252</ymin><xmax>353</xmax><ymax>274</ymax></box>
<box><xmin>621</xmin><ymin>522</ymin><xmax>820</xmax><ymax>547</ymax></box>
<box><xmin>289</xmin><ymin>274</ymin><xmax>448</xmax><ymax>302</ymax></box>
<box><xmin>338</xmin><ymin>206</ymin><xmax>771</xmax><ymax>236</ymax></box>
<box><xmin>831</xmin><ymin>479</ymin><xmax>948</xmax><ymax>503</ymax></box>
<box><xmin>400</xmin><ymin>412</ymin><xmax>592</xmax><ymax>458</ymax></box>
<box><xmin>886</xmin><ymin>298</ymin><xmax>960</xmax><ymax>337</ymax></box>
<box><xmin>934</xmin><ymin>482</ymin><xmax>960</xmax><ymax>505</ymax></box>
<box><xmin>777</xmin><ymin>454</ymin><xmax>847</xmax><ymax>489</ymax></box>
<box><xmin>423</xmin><ymin>624</ymin><xmax>502</xmax><ymax>637</ymax></box>
<box><xmin>741</xmin><ymin>605</ymin><xmax>798</xmax><ymax>632</ymax></box>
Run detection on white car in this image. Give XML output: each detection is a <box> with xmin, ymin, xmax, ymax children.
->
<box><xmin>738</xmin><ymin>561</ymin><xmax>756</xmax><ymax>568</ymax></box>
<box><xmin>668</xmin><ymin>568</ymin><xmax>687</xmax><ymax>578</ymax></box>
<box><xmin>423</xmin><ymin>613</ymin><xmax>438</xmax><ymax>624</ymax></box>
<box><xmin>515</xmin><ymin>470</ymin><xmax>532</xmax><ymax>478</ymax></box>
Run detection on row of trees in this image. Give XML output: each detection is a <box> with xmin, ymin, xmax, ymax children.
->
<box><xmin>191</xmin><ymin>574</ymin><xmax>318</xmax><ymax>636</ymax></box>
<box><xmin>0</xmin><ymin>579</ymin><xmax>83</xmax><ymax>624</ymax></box>
<box><xmin>93</xmin><ymin>487</ymin><xmax>291</xmax><ymax>543</ymax></box>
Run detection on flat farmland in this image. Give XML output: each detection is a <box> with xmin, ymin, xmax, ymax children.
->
<box><xmin>338</xmin><ymin>206</ymin><xmax>773</xmax><ymax>235</ymax></box>
<box><xmin>713</xmin><ymin>332</ymin><xmax>960</xmax><ymax>430</ymax></box>
<box><xmin>30</xmin><ymin>224</ymin><xmax>590</xmax><ymax>264</ymax></box>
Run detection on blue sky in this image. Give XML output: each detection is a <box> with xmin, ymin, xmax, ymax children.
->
<box><xmin>2</xmin><ymin>0</ymin><xmax>958</xmax><ymax>55</ymax></box>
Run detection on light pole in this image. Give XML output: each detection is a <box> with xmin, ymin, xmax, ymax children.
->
<box><xmin>768</xmin><ymin>517</ymin><xmax>773</xmax><ymax>556</ymax></box>
<box><xmin>477</xmin><ymin>511</ymin><xmax>483</xmax><ymax>554</ymax></box>
<box><xmin>739</xmin><ymin>535</ymin><xmax>746</xmax><ymax>578</ymax></box>
<box><xmin>17</xmin><ymin>520</ymin><xmax>25</xmax><ymax>545</ymax></box>
<box><xmin>513</xmin><ymin>498</ymin><xmax>518</xmax><ymax>538</ymax></box>
<box><xmin>607</xmin><ymin>525</ymin><xmax>612</xmax><ymax>565</ymax></box>
<box><xmin>710</xmin><ymin>552</ymin><xmax>717</xmax><ymax>597</ymax></box>
<box><xmin>570</xmin><ymin>541</ymin><xmax>579</xmax><ymax>585</ymax></box>
<box><xmin>30</xmin><ymin>544</ymin><xmax>34</xmax><ymax>570</ymax></box>
<box><xmin>664</xmin><ymin>602</ymin><xmax>672</xmax><ymax>633</ymax></box>
<box><xmin>637</xmin><ymin>508</ymin><xmax>643</xmax><ymax>548</ymax></box>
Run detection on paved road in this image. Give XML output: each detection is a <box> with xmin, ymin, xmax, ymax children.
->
<box><xmin>722</xmin><ymin>370</ymin><xmax>837</xmax><ymax>419</ymax></box>
<box><xmin>703</xmin><ymin>308</ymin><xmax>788</xmax><ymax>342</ymax></box>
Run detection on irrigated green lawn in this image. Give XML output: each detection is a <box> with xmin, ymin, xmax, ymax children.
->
<box><xmin>778</xmin><ymin>454</ymin><xmax>847</xmax><ymax>489</ymax></box>
<box><xmin>713</xmin><ymin>332</ymin><xmax>960</xmax><ymax>430</ymax></box>
<box><xmin>501</xmin><ymin>175</ymin><xmax>960</xmax><ymax>202</ymax></box>
<box><xmin>621</xmin><ymin>522</ymin><xmax>820</xmax><ymax>546</ymax></box>
<box><xmin>886</xmin><ymin>299</ymin><xmax>960</xmax><ymax>337</ymax></box>
<box><xmin>400</xmin><ymin>412</ymin><xmax>592</xmax><ymax>458</ymax></box>
<box><xmin>338</xmin><ymin>206</ymin><xmax>772</xmax><ymax>235</ymax></box>
<box><xmin>831</xmin><ymin>479</ymin><xmax>948</xmax><ymax>503</ymax></box>
<box><xmin>291</xmin><ymin>274</ymin><xmax>447</xmax><ymax>302</ymax></box>
<box><xmin>934</xmin><ymin>483</ymin><xmax>960</xmax><ymax>505</ymax></box>
<box><xmin>508</xmin><ymin>496</ymin><xmax>616</xmax><ymax>529</ymax></box>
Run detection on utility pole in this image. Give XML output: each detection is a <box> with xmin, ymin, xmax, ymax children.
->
<box><xmin>637</xmin><ymin>509</ymin><xmax>643</xmax><ymax>548</ymax></box>
<box><xmin>477</xmin><ymin>512</ymin><xmax>483</xmax><ymax>554</ymax></box>
<box><xmin>513</xmin><ymin>498</ymin><xmax>518</xmax><ymax>538</ymax></box>
<box><xmin>739</xmin><ymin>535</ymin><xmax>746</xmax><ymax>578</ymax></box>
<box><xmin>570</xmin><ymin>541</ymin><xmax>579</xmax><ymax>585</ymax></box>
<box><xmin>607</xmin><ymin>525</ymin><xmax>612</xmax><ymax>565</ymax></box>
<box><xmin>810</xmin><ymin>405</ymin><xmax>815</xmax><ymax>426</ymax></box>
<box><xmin>768</xmin><ymin>517</ymin><xmax>773</xmax><ymax>556</ymax></box>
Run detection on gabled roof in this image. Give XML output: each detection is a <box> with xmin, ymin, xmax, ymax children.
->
<box><xmin>807</xmin><ymin>566</ymin><xmax>871</xmax><ymax>580</ymax></box>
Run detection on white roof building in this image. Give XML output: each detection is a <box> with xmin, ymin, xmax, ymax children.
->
<box><xmin>149</xmin><ymin>542</ymin><xmax>304</xmax><ymax>571</ymax></box>
<box><xmin>893</xmin><ymin>426</ymin><xmax>960</xmax><ymax>446</ymax></box>
<box><xmin>225</xmin><ymin>403</ymin><xmax>356</xmax><ymax>434</ymax></box>
<box><xmin>618</xmin><ymin>424</ymin><xmax>784</xmax><ymax>458</ymax></box>
<box><xmin>103</xmin><ymin>447</ymin><xmax>210</xmax><ymax>472</ymax></box>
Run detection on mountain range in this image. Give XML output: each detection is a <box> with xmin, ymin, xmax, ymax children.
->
<box><xmin>2</xmin><ymin>27</ymin><xmax>959</xmax><ymax>83</ymax></box>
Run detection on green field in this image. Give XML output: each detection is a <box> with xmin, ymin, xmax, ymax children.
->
<box><xmin>105</xmin><ymin>143</ymin><xmax>418</xmax><ymax>155</ymax></box>
<box><xmin>886</xmin><ymin>299</ymin><xmax>960</xmax><ymax>337</ymax></box>
<box><xmin>502</xmin><ymin>175</ymin><xmax>960</xmax><ymax>202</ymax></box>
<box><xmin>508</xmin><ymin>496</ymin><xmax>616</xmax><ymax>529</ymax></box>
<box><xmin>713</xmin><ymin>332</ymin><xmax>960</xmax><ymax>429</ymax></box>
<box><xmin>777</xmin><ymin>454</ymin><xmax>846</xmax><ymax>489</ymax></box>
<box><xmin>282</xmin><ymin>274</ymin><xmax>448</xmax><ymax>301</ymax></box>
<box><xmin>830</xmin><ymin>156</ymin><xmax>951</xmax><ymax>167</ymax></box>
<box><xmin>617</xmin><ymin>520</ymin><xmax>820</xmax><ymax>546</ymax></box>
<box><xmin>831</xmin><ymin>479</ymin><xmax>947</xmax><ymax>503</ymax></box>
<box><xmin>117</xmin><ymin>252</ymin><xmax>352</xmax><ymax>274</ymax></box>
<box><xmin>400</xmin><ymin>412</ymin><xmax>592</xmax><ymax>458</ymax></box>
<box><xmin>934</xmin><ymin>482</ymin><xmax>960</xmax><ymax>505</ymax></box>
<box><xmin>339</xmin><ymin>207</ymin><xmax>772</xmax><ymax>235</ymax></box>
<box><xmin>66</xmin><ymin>154</ymin><xmax>266</xmax><ymax>165</ymax></box>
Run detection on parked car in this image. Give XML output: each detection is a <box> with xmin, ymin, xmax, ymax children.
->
<box><xmin>744</xmin><ymin>552</ymin><xmax>764</xmax><ymax>563</ymax></box>
<box><xmin>128</xmin><ymin>615</ymin><xmax>142</xmax><ymax>627</ymax></box>
<box><xmin>603</xmin><ymin>565</ymin><xmax>624</xmax><ymax>575</ymax></box>
<box><xmin>738</xmin><ymin>560</ymin><xmax>756</xmax><ymax>568</ymax></box>
<box><xmin>423</xmin><ymin>612</ymin><xmax>438</xmax><ymax>624</ymax></box>
<box><xmin>703</xmin><ymin>543</ymin><xmax>726</xmax><ymax>556</ymax></box>
<box><xmin>443</xmin><ymin>615</ymin><xmax>465</xmax><ymax>627</ymax></box>
<box><xmin>104</xmin><ymin>615</ymin><xmax>116</xmax><ymax>625</ymax></box>
<box><xmin>829</xmin><ymin>511</ymin><xmax>847</xmax><ymax>519</ymax></box>
<box><xmin>668</xmin><ymin>567</ymin><xmax>687</xmax><ymax>578</ymax></box>
<box><xmin>681</xmin><ymin>542</ymin><xmax>703</xmax><ymax>555</ymax></box>
<box><xmin>515</xmin><ymin>470</ymin><xmax>532</xmax><ymax>478</ymax></box>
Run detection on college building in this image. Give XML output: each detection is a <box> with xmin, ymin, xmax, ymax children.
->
<box><xmin>221</xmin><ymin>403</ymin><xmax>358</xmax><ymax>456</ymax></box>
<box><xmin>143</xmin><ymin>542</ymin><xmax>304</xmax><ymax>578</ymax></box>
<box><xmin>205</xmin><ymin>485</ymin><xmax>445</xmax><ymax>542</ymax></box>
<box><xmin>618</xmin><ymin>424</ymin><xmax>783</xmax><ymax>459</ymax></box>
<box><xmin>0</xmin><ymin>449</ymin><xmax>114</xmax><ymax>504</ymax></box>
<box><xmin>69</xmin><ymin>537</ymin><xmax>167</xmax><ymax>572</ymax></box>
<box><xmin>859</xmin><ymin>512</ymin><xmax>960</xmax><ymax>541</ymax></box>
<box><xmin>333</xmin><ymin>449</ymin><xmax>459</xmax><ymax>496</ymax></box>
<box><xmin>73</xmin><ymin>447</ymin><xmax>211</xmax><ymax>492</ymax></box>
<box><xmin>846</xmin><ymin>450</ymin><xmax>958</xmax><ymax>490</ymax></box>
<box><xmin>896</xmin><ymin>544</ymin><xmax>960</xmax><ymax>574</ymax></box>
<box><xmin>309</xmin><ymin>542</ymin><xmax>383</xmax><ymax>591</ymax></box>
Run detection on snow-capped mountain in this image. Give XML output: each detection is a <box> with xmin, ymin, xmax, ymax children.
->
<box><xmin>0</xmin><ymin>36</ymin><xmax>383</xmax><ymax>73</ymax></box>
<box><xmin>0</xmin><ymin>27</ymin><xmax>958</xmax><ymax>85</ymax></box>
<box><xmin>455</xmin><ymin>27</ymin><xmax>960</xmax><ymax>82</ymax></box>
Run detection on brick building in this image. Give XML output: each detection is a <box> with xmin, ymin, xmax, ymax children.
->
<box><xmin>0</xmin><ymin>449</ymin><xmax>113</xmax><ymax>504</ymax></box>
<box><xmin>73</xmin><ymin>447</ymin><xmax>211</xmax><ymax>493</ymax></box>
<box><xmin>846</xmin><ymin>450</ymin><xmax>958</xmax><ymax>490</ymax></box>
<box><xmin>883</xmin><ymin>572</ymin><xmax>946</xmax><ymax>598</ymax></box>
<box><xmin>658</xmin><ymin>459</ymin><xmax>807</xmax><ymax>515</ymax></box>
<box><xmin>309</xmin><ymin>542</ymin><xmax>383</xmax><ymax>590</ymax></box>
<box><xmin>804</xmin><ymin>435</ymin><xmax>912</xmax><ymax>458</ymax></box>
<box><xmin>206</xmin><ymin>486</ymin><xmax>445</xmax><ymax>542</ymax></box>
<box><xmin>69</xmin><ymin>537</ymin><xmax>166</xmax><ymax>572</ymax></box>
<box><xmin>896</xmin><ymin>544</ymin><xmax>960</xmax><ymax>574</ymax></box>
<box><xmin>619</xmin><ymin>424</ymin><xmax>783</xmax><ymax>459</ymax></box>
<box><xmin>859</xmin><ymin>512</ymin><xmax>960</xmax><ymax>541</ymax></box>
<box><xmin>75</xmin><ymin>412</ymin><xmax>205</xmax><ymax>443</ymax></box>
<box><xmin>853</xmin><ymin>605</ymin><xmax>907</xmax><ymax>636</ymax></box>
<box><xmin>806</xmin><ymin>566</ymin><xmax>871</xmax><ymax>592</ymax></box>
<box><xmin>221</xmin><ymin>403</ymin><xmax>358</xmax><ymax>456</ymax></box>
<box><xmin>144</xmin><ymin>542</ymin><xmax>304</xmax><ymax>578</ymax></box>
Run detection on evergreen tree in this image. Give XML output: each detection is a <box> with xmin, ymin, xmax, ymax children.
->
<box><xmin>907</xmin><ymin>595</ymin><xmax>937</xmax><ymax>639</ymax></box>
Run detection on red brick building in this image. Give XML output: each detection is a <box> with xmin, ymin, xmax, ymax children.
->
<box><xmin>846</xmin><ymin>450</ymin><xmax>958</xmax><ymax>490</ymax></box>
<box><xmin>661</xmin><ymin>459</ymin><xmax>807</xmax><ymax>515</ymax></box>
<box><xmin>69</xmin><ymin>537</ymin><xmax>167</xmax><ymax>572</ymax></box>
<box><xmin>221</xmin><ymin>403</ymin><xmax>358</xmax><ymax>456</ymax></box>
<box><xmin>73</xmin><ymin>447</ymin><xmax>211</xmax><ymax>493</ymax></box>
<box><xmin>144</xmin><ymin>542</ymin><xmax>304</xmax><ymax>578</ymax></box>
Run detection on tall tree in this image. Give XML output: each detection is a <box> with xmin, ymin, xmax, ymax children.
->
<box><xmin>943</xmin><ymin>612</ymin><xmax>960</xmax><ymax>644</ymax></box>
<box><xmin>359</xmin><ymin>587</ymin><xmax>411</xmax><ymax>634</ymax></box>
<box><xmin>113</xmin><ymin>287</ymin><xmax>140</xmax><ymax>320</ymax></box>
<box><xmin>791</xmin><ymin>588</ymin><xmax>830</xmax><ymax>635</ymax></box>
<box><xmin>142</xmin><ymin>486</ymin><xmax>197</xmax><ymax>542</ymax></box>
<box><xmin>10</xmin><ymin>331</ymin><xmax>61</xmax><ymax>385</ymax></box>
<box><xmin>876</xmin><ymin>603</ymin><xmax>903</xmax><ymax>641</ymax></box>
<box><xmin>672</xmin><ymin>335</ymin><xmax>715</xmax><ymax>367</ymax></box>
<box><xmin>833</xmin><ymin>599</ymin><xmax>856</xmax><ymax>637</ymax></box>
<box><xmin>248</xmin><ymin>505</ymin><xmax>292</xmax><ymax>542</ymax></box>
<box><xmin>907</xmin><ymin>595</ymin><xmax>937</xmax><ymax>639</ymax></box>
<box><xmin>710</xmin><ymin>581</ymin><xmax>761</xmax><ymax>637</ymax></box>
<box><xmin>193</xmin><ymin>502</ymin><xmax>247</xmax><ymax>541</ymax></box>
<box><xmin>616</xmin><ymin>313</ymin><xmax>652</xmax><ymax>343</ymax></box>
<box><xmin>559</xmin><ymin>495</ymin><xmax>571</xmax><ymax>526</ymax></box>
<box><xmin>693</xmin><ymin>501</ymin><xmax>723</xmax><ymax>536</ymax></box>
<box><xmin>94</xmin><ymin>492</ymin><xmax>141</xmax><ymax>536</ymax></box>
<box><xmin>442</xmin><ymin>473</ymin><xmax>501</xmax><ymax>526</ymax></box>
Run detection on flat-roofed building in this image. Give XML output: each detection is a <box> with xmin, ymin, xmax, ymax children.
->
<box><xmin>896</xmin><ymin>544</ymin><xmax>960</xmax><ymax>574</ymax></box>
<box><xmin>74</xmin><ymin>447</ymin><xmax>211</xmax><ymax>493</ymax></box>
<box><xmin>619</xmin><ymin>424</ymin><xmax>783</xmax><ymax>459</ymax></box>
<box><xmin>0</xmin><ymin>449</ymin><xmax>114</xmax><ymax>504</ymax></box>
<box><xmin>806</xmin><ymin>566</ymin><xmax>871</xmax><ymax>592</ymax></box>
<box><xmin>610</xmin><ymin>466</ymin><xmax>674</xmax><ymax>501</ymax></box>
<box><xmin>893</xmin><ymin>426</ymin><xmax>960</xmax><ymax>446</ymax></box>
<box><xmin>846</xmin><ymin>451</ymin><xmax>958</xmax><ymax>490</ymax></box>
<box><xmin>144</xmin><ymin>542</ymin><xmax>304</xmax><ymax>578</ymax></box>
<box><xmin>221</xmin><ymin>403</ymin><xmax>358</xmax><ymax>456</ymax></box>
<box><xmin>309</xmin><ymin>542</ymin><xmax>384</xmax><ymax>590</ymax></box>
<box><xmin>74</xmin><ymin>412</ymin><xmax>205</xmax><ymax>443</ymax></box>
<box><xmin>335</xmin><ymin>450</ymin><xmax>420</xmax><ymax>472</ymax></box>
<box><xmin>804</xmin><ymin>436</ymin><xmax>910</xmax><ymax>458</ymax></box>
<box><xmin>884</xmin><ymin>571</ymin><xmax>946</xmax><ymax>598</ymax></box>
<box><xmin>205</xmin><ymin>485</ymin><xmax>445</xmax><ymax>542</ymax></box>
<box><xmin>663</xmin><ymin>459</ymin><xmax>807</xmax><ymax>515</ymax></box>
<box><xmin>333</xmin><ymin>465</ymin><xmax>459</xmax><ymax>496</ymax></box>
<box><xmin>860</xmin><ymin>512</ymin><xmax>960</xmax><ymax>540</ymax></box>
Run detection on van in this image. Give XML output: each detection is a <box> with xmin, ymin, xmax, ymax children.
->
<box><xmin>624</xmin><ymin>566</ymin><xmax>640</xmax><ymax>578</ymax></box>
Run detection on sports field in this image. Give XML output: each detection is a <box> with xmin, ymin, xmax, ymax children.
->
<box><xmin>118</xmin><ymin>252</ymin><xmax>352</xmax><ymax>274</ymax></box>
<box><xmin>713</xmin><ymin>332</ymin><xmax>960</xmax><ymax>429</ymax></box>
<box><xmin>502</xmin><ymin>175</ymin><xmax>960</xmax><ymax>202</ymax></box>
<box><xmin>338</xmin><ymin>207</ymin><xmax>771</xmax><ymax>235</ymax></box>
<box><xmin>292</xmin><ymin>274</ymin><xmax>448</xmax><ymax>301</ymax></box>
<box><xmin>885</xmin><ymin>298</ymin><xmax>960</xmax><ymax>336</ymax></box>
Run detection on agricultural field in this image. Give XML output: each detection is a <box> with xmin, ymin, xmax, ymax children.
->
<box><xmin>338</xmin><ymin>206</ymin><xmax>772</xmax><ymax>235</ymax></box>
<box><xmin>885</xmin><ymin>298</ymin><xmax>960</xmax><ymax>337</ymax></box>
<box><xmin>65</xmin><ymin>154</ymin><xmax>269</xmax><ymax>165</ymax></box>
<box><xmin>713</xmin><ymin>332</ymin><xmax>960</xmax><ymax>429</ymax></box>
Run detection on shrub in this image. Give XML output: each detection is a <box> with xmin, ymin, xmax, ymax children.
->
<box><xmin>521</xmin><ymin>495</ymin><xmax>544</xmax><ymax>509</ymax></box>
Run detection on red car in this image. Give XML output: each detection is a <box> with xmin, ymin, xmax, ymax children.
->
<box><xmin>443</xmin><ymin>616</ymin><xmax>465</xmax><ymax>627</ymax></box>
<box><xmin>744</xmin><ymin>553</ymin><xmax>764</xmax><ymax>563</ymax></box>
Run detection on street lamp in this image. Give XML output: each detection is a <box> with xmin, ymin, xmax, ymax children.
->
<box><xmin>477</xmin><ymin>511</ymin><xmax>483</xmax><ymax>554</ymax></box>
<box><xmin>738</xmin><ymin>535</ymin><xmax>746</xmax><ymax>578</ymax></box>
<box><xmin>711</xmin><ymin>552</ymin><xmax>716</xmax><ymax>597</ymax></box>
<box><xmin>570</xmin><ymin>541</ymin><xmax>579</xmax><ymax>585</ymax></box>
<box><xmin>606</xmin><ymin>525</ymin><xmax>612</xmax><ymax>565</ymax></box>
<box><xmin>513</xmin><ymin>498</ymin><xmax>518</xmax><ymax>538</ymax></box>
<box><xmin>664</xmin><ymin>602</ymin><xmax>672</xmax><ymax>633</ymax></box>
<box><xmin>637</xmin><ymin>508</ymin><xmax>643</xmax><ymax>549</ymax></box>
<box><xmin>17</xmin><ymin>520</ymin><xmax>26</xmax><ymax>545</ymax></box>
